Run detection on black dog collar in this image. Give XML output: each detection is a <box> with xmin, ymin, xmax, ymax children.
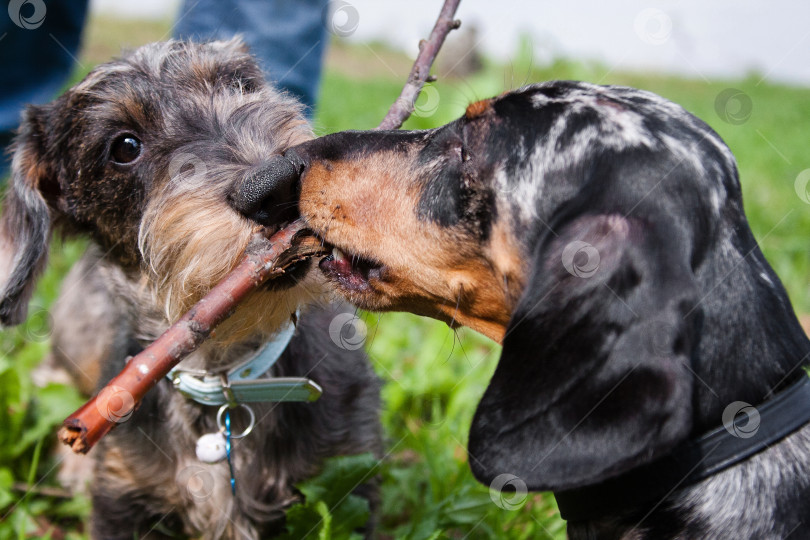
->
<box><xmin>555</xmin><ymin>375</ymin><xmax>810</xmax><ymax>522</ymax></box>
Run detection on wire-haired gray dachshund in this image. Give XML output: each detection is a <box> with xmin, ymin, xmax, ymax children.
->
<box><xmin>0</xmin><ymin>39</ymin><xmax>380</xmax><ymax>539</ymax></box>
<box><xmin>234</xmin><ymin>81</ymin><xmax>810</xmax><ymax>539</ymax></box>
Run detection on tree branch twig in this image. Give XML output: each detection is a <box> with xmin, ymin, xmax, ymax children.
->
<box><xmin>377</xmin><ymin>0</ymin><xmax>461</xmax><ymax>130</ymax></box>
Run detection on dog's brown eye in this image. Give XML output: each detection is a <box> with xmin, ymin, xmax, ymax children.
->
<box><xmin>110</xmin><ymin>134</ymin><xmax>142</xmax><ymax>164</ymax></box>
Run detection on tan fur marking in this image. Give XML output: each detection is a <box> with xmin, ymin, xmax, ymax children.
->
<box><xmin>488</xmin><ymin>219</ymin><xmax>526</xmax><ymax>307</ymax></box>
<box><xmin>301</xmin><ymin>153</ymin><xmax>514</xmax><ymax>343</ymax></box>
<box><xmin>465</xmin><ymin>99</ymin><xmax>492</xmax><ymax>119</ymax></box>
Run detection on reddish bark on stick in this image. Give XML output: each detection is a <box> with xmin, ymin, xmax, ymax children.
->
<box><xmin>58</xmin><ymin>221</ymin><xmax>325</xmax><ymax>453</ymax></box>
<box><xmin>378</xmin><ymin>0</ymin><xmax>461</xmax><ymax>130</ymax></box>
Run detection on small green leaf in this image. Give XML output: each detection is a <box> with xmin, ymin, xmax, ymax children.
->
<box><xmin>279</xmin><ymin>453</ymin><xmax>377</xmax><ymax>540</ymax></box>
<box><xmin>0</xmin><ymin>467</ymin><xmax>14</xmax><ymax>509</ymax></box>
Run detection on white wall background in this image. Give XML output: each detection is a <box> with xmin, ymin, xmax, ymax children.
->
<box><xmin>91</xmin><ymin>0</ymin><xmax>810</xmax><ymax>86</ymax></box>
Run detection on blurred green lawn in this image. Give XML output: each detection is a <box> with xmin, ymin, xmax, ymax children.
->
<box><xmin>1</xmin><ymin>16</ymin><xmax>809</xmax><ymax>540</ymax></box>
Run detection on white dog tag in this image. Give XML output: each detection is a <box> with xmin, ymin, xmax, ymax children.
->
<box><xmin>195</xmin><ymin>432</ymin><xmax>227</xmax><ymax>463</ymax></box>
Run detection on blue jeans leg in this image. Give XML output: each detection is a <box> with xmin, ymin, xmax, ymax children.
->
<box><xmin>0</xmin><ymin>0</ymin><xmax>89</xmax><ymax>177</ymax></box>
<box><xmin>173</xmin><ymin>0</ymin><xmax>329</xmax><ymax>114</ymax></box>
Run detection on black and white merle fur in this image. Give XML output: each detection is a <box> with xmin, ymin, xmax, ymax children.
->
<box><xmin>240</xmin><ymin>81</ymin><xmax>810</xmax><ymax>538</ymax></box>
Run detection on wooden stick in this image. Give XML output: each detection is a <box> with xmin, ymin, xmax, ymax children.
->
<box><xmin>377</xmin><ymin>0</ymin><xmax>462</xmax><ymax>130</ymax></box>
<box><xmin>57</xmin><ymin>221</ymin><xmax>326</xmax><ymax>453</ymax></box>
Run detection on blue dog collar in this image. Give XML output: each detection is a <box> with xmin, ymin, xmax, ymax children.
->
<box><xmin>167</xmin><ymin>319</ymin><xmax>322</xmax><ymax>406</ymax></box>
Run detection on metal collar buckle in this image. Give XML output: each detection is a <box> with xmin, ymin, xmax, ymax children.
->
<box><xmin>167</xmin><ymin>318</ymin><xmax>323</xmax><ymax>406</ymax></box>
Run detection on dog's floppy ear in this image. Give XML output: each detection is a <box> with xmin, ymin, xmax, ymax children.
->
<box><xmin>0</xmin><ymin>105</ymin><xmax>55</xmax><ymax>326</ymax></box>
<box><xmin>469</xmin><ymin>212</ymin><xmax>698</xmax><ymax>492</ymax></box>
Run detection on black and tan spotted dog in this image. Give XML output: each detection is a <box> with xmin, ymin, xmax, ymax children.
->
<box><xmin>233</xmin><ymin>82</ymin><xmax>810</xmax><ymax>538</ymax></box>
<box><xmin>0</xmin><ymin>40</ymin><xmax>380</xmax><ymax>539</ymax></box>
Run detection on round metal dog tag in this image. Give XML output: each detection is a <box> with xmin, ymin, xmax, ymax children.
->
<box><xmin>195</xmin><ymin>432</ymin><xmax>227</xmax><ymax>463</ymax></box>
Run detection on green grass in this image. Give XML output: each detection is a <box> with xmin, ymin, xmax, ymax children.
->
<box><xmin>1</xmin><ymin>26</ymin><xmax>809</xmax><ymax>540</ymax></box>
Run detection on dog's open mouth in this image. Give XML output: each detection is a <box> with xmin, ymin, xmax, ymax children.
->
<box><xmin>257</xmin><ymin>223</ymin><xmax>323</xmax><ymax>291</ymax></box>
<box><xmin>318</xmin><ymin>245</ymin><xmax>385</xmax><ymax>293</ymax></box>
<box><xmin>263</xmin><ymin>258</ymin><xmax>312</xmax><ymax>291</ymax></box>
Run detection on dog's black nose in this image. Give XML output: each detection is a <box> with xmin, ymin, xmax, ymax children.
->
<box><xmin>231</xmin><ymin>155</ymin><xmax>302</xmax><ymax>225</ymax></box>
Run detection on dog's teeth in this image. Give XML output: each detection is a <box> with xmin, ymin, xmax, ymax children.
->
<box><xmin>333</xmin><ymin>247</ymin><xmax>346</xmax><ymax>262</ymax></box>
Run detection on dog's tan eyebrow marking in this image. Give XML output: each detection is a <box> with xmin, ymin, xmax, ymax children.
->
<box><xmin>465</xmin><ymin>99</ymin><xmax>492</xmax><ymax>120</ymax></box>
